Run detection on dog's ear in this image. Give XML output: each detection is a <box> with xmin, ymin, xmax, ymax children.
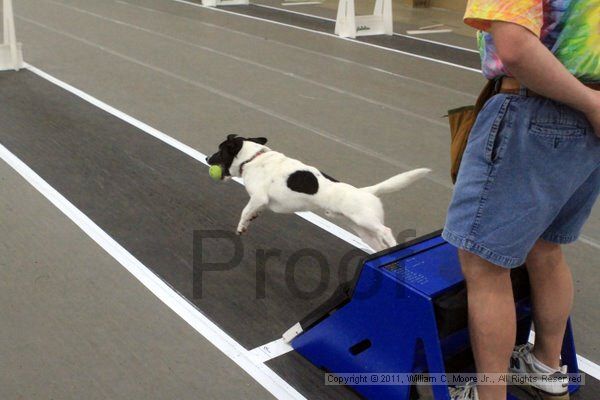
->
<box><xmin>247</xmin><ymin>137</ymin><xmax>268</xmax><ymax>145</ymax></box>
<box><xmin>227</xmin><ymin>134</ymin><xmax>238</xmax><ymax>141</ymax></box>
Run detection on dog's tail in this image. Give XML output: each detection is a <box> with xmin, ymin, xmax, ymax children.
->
<box><xmin>360</xmin><ymin>168</ymin><xmax>431</xmax><ymax>196</ymax></box>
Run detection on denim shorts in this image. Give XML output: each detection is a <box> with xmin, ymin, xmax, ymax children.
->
<box><xmin>443</xmin><ymin>93</ymin><xmax>600</xmax><ymax>268</ymax></box>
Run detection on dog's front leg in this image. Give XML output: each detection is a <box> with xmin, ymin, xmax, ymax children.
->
<box><xmin>237</xmin><ymin>196</ymin><xmax>267</xmax><ymax>235</ymax></box>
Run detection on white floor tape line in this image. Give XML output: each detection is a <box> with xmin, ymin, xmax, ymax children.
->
<box><xmin>250</xmin><ymin>338</ymin><xmax>295</xmax><ymax>363</ymax></box>
<box><xmin>0</xmin><ymin>143</ymin><xmax>306</xmax><ymax>400</ymax></box>
<box><xmin>579</xmin><ymin>234</ymin><xmax>600</xmax><ymax>251</ymax></box>
<box><xmin>24</xmin><ymin>64</ymin><xmax>600</xmax><ymax>381</ymax></box>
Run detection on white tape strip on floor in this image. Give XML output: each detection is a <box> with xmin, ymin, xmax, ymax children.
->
<box><xmin>24</xmin><ymin>64</ymin><xmax>600</xmax><ymax>381</ymax></box>
<box><xmin>579</xmin><ymin>234</ymin><xmax>600</xmax><ymax>251</ymax></box>
<box><xmin>0</xmin><ymin>143</ymin><xmax>306</xmax><ymax>400</ymax></box>
<box><xmin>250</xmin><ymin>338</ymin><xmax>295</xmax><ymax>363</ymax></box>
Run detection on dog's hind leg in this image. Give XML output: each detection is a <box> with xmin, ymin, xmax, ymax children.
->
<box><xmin>237</xmin><ymin>195</ymin><xmax>267</xmax><ymax>235</ymax></box>
<box><xmin>348</xmin><ymin>215</ymin><xmax>396</xmax><ymax>252</ymax></box>
<box><xmin>380</xmin><ymin>226</ymin><xmax>397</xmax><ymax>248</ymax></box>
<box><xmin>351</xmin><ymin>225</ymin><xmax>383</xmax><ymax>252</ymax></box>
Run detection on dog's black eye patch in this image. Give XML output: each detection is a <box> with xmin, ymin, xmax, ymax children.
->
<box><xmin>287</xmin><ymin>170</ymin><xmax>319</xmax><ymax>195</ymax></box>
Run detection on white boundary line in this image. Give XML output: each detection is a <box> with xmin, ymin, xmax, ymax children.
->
<box><xmin>0</xmin><ymin>142</ymin><xmax>306</xmax><ymax>400</ymax></box>
<box><xmin>579</xmin><ymin>234</ymin><xmax>600</xmax><ymax>251</ymax></box>
<box><xmin>577</xmin><ymin>355</ymin><xmax>600</xmax><ymax>381</ymax></box>
<box><xmin>250</xmin><ymin>338</ymin><xmax>295</xmax><ymax>363</ymax></box>
<box><xmin>251</xmin><ymin>2</ymin><xmax>479</xmax><ymax>54</ymax></box>
<box><xmin>20</xmin><ymin>64</ymin><xmax>600</xmax><ymax>380</ymax></box>
<box><xmin>166</xmin><ymin>0</ymin><xmax>481</xmax><ymax>73</ymax></box>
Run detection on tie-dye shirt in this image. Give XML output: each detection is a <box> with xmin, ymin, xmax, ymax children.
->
<box><xmin>464</xmin><ymin>0</ymin><xmax>600</xmax><ymax>83</ymax></box>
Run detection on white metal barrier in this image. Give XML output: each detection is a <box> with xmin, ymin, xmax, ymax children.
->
<box><xmin>201</xmin><ymin>0</ymin><xmax>249</xmax><ymax>7</ymax></box>
<box><xmin>334</xmin><ymin>0</ymin><xmax>393</xmax><ymax>38</ymax></box>
<box><xmin>1</xmin><ymin>0</ymin><xmax>23</xmax><ymax>71</ymax></box>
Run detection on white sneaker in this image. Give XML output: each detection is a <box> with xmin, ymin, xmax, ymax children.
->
<box><xmin>449</xmin><ymin>381</ymin><xmax>479</xmax><ymax>400</ymax></box>
<box><xmin>509</xmin><ymin>343</ymin><xmax>570</xmax><ymax>399</ymax></box>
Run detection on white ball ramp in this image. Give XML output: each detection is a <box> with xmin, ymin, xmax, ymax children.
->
<box><xmin>335</xmin><ymin>0</ymin><xmax>393</xmax><ymax>38</ymax></box>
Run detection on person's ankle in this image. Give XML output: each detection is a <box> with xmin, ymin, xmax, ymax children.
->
<box><xmin>532</xmin><ymin>347</ymin><xmax>561</xmax><ymax>371</ymax></box>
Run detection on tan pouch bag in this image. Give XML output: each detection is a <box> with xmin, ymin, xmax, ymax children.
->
<box><xmin>447</xmin><ymin>79</ymin><xmax>497</xmax><ymax>183</ymax></box>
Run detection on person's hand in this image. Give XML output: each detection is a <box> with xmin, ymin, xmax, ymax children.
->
<box><xmin>584</xmin><ymin>90</ymin><xmax>600</xmax><ymax>137</ymax></box>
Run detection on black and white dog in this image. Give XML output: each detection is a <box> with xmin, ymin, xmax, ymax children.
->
<box><xmin>206</xmin><ymin>134</ymin><xmax>430</xmax><ymax>251</ymax></box>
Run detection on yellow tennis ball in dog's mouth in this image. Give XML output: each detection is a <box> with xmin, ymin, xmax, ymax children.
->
<box><xmin>208</xmin><ymin>165</ymin><xmax>223</xmax><ymax>181</ymax></box>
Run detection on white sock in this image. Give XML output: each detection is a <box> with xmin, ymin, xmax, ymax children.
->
<box><xmin>531</xmin><ymin>352</ymin><xmax>560</xmax><ymax>373</ymax></box>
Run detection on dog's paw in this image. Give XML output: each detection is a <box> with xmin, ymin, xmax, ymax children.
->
<box><xmin>236</xmin><ymin>226</ymin><xmax>248</xmax><ymax>235</ymax></box>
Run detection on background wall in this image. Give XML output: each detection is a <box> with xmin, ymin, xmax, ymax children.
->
<box><xmin>401</xmin><ymin>0</ymin><xmax>467</xmax><ymax>12</ymax></box>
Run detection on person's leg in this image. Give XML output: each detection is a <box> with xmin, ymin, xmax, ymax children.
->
<box><xmin>525</xmin><ymin>240</ymin><xmax>574</xmax><ymax>369</ymax></box>
<box><xmin>460</xmin><ymin>249</ymin><xmax>515</xmax><ymax>400</ymax></box>
<box><xmin>444</xmin><ymin>94</ymin><xmax>599</xmax><ymax>400</ymax></box>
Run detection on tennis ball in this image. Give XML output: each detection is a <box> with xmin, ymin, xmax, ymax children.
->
<box><xmin>209</xmin><ymin>165</ymin><xmax>223</xmax><ymax>181</ymax></box>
